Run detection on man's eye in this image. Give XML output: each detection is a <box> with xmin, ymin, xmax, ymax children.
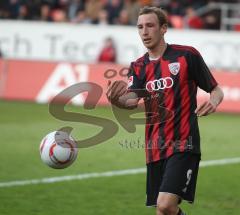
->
<box><xmin>147</xmin><ymin>24</ymin><xmax>154</xmax><ymax>27</ymax></box>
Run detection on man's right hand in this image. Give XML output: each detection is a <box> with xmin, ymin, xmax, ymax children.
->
<box><xmin>106</xmin><ymin>80</ymin><xmax>140</xmax><ymax>109</ymax></box>
<box><xmin>106</xmin><ymin>80</ymin><xmax>128</xmax><ymax>104</ymax></box>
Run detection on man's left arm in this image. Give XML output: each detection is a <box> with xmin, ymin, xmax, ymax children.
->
<box><xmin>195</xmin><ymin>85</ymin><xmax>224</xmax><ymax>117</ymax></box>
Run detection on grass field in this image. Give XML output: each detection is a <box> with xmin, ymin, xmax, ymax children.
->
<box><xmin>0</xmin><ymin>100</ymin><xmax>240</xmax><ymax>215</ymax></box>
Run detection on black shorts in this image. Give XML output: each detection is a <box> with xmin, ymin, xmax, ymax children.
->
<box><xmin>146</xmin><ymin>152</ymin><xmax>200</xmax><ymax>207</ymax></box>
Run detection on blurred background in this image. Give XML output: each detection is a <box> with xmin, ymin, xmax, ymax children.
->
<box><xmin>0</xmin><ymin>1</ymin><xmax>240</xmax><ymax>215</ymax></box>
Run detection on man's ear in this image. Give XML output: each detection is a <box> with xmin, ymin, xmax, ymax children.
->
<box><xmin>161</xmin><ymin>23</ymin><xmax>168</xmax><ymax>34</ymax></box>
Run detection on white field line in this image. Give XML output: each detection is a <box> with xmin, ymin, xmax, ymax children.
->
<box><xmin>0</xmin><ymin>157</ymin><xmax>240</xmax><ymax>188</ymax></box>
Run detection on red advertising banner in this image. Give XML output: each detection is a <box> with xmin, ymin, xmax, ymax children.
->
<box><xmin>0</xmin><ymin>59</ymin><xmax>240</xmax><ymax>113</ymax></box>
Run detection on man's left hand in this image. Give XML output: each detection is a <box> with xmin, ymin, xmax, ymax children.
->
<box><xmin>195</xmin><ymin>100</ymin><xmax>217</xmax><ymax>117</ymax></box>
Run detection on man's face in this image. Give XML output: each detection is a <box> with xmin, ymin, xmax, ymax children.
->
<box><xmin>137</xmin><ymin>13</ymin><xmax>167</xmax><ymax>50</ymax></box>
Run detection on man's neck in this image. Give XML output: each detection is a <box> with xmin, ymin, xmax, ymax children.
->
<box><xmin>148</xmin><ymin>42</ymin><xmax>167</xmax><ymax>59</ymax></box>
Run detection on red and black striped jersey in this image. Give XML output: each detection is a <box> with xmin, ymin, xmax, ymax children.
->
<box><xmin>127</xmin><ymin>44</ymin><xmax>218</xmax><ymax>164</ymax></box>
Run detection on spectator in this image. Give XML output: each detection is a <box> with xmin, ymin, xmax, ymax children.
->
<box><xmin>0</xmin><ymin>0</ymin><xmax>238</xmax><ymax>32</ymax></box>
<box><xmin>234</xmin><ymin>24</ymin><xmax>240</xmax><ymax>31</ymax></box>
<box><xmin>51</xmin><ymin>9</ymin><xmax>67</xmax><ymax>22</ymax></box>
<box><xmin>98</xmin><ymin>37</ymin><xmax>117</xmax><ymax>63</ymax></box>
<box><xmin>0</xmin><ymin>1</ymin><xmax>7</xmax><ymax>19</ymax></box>
<box><xmin>98</xmin><ymin>9</ymin><xmax>109</xmax><ymax>25</ymax></box>
<box><xmin>85</xmin><ymin>0</ymin><xmax>103</xmax><ymax>24</ymax></box>
<box><xmin>124</xmin><ymin>0</ymin><xmax>141</xmax><ymax>25</ymax></box>
<box><xmin>152</xmin><ymin>0</ymin><xmax>165</xmax><ymax>8</ymax></box>
<box><xmin>25</xmin><ymin>0</ymin><xmax>41</xmax><ymax>20</ymax></box>
<box><xmin>72</xmin><ymin>10</ymin><xmax>91</xmax><ymax>23</ymax></box>
<box><xmin>166</xmin><ymin>0</ymin><xmax>185</xmax><ymax>16</ymax></box>
<box><xmin>203</xmin><ymin>9</ymin><xmax>221</xmax><ymax>30</ymax></box>
<box><xmin>40</xmin><ymin>3</ymin><xmax>52</xmax><ymax>22</ymax></box>
<box><xmin>117</xmin><ymin>9</ymin><xmax>130</xmax><ymax>25</ymax></box>
<box><xmin>17</xmin><ymin>4</ymin><xmax>30</xmax><ymax>20</ymax></box>
<box><xmin>55</xmin><ymin>0</ymin><xmax>69</xmax><ymax>11</ymax></box>
<box><xmin>68</xmin><ymin>0</ymin><xmax>85</xmax><ymax>22</ymax></box>
<box><xmin>8</xmin><ymin>0</ymin><xmax>20</xmax><ymax>19</ymax></box>
<box><xmin>203</xmin><ymin>14</ymin><xmax>220</xmax><ymax>30</ymax></box>
<box><xmin>105</xmin><ymin>0</ymin><xmax>123</xmax><ymax>24</ymax></box>
<box><xmin>185</xmin><ymin>6</ymin><xmax>204</xmax><ymax>29</ymax></box>
<box><xmin>138</xmin><ymin>0</ymin><xmax>152</xmax><ymax>6</ymax></box>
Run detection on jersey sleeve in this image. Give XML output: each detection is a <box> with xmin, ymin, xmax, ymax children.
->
<box><xmin>189</xmin><ymin>50</ymin><xmax>218</xmax><ymax>93</ymax></box>
<box><xmin>127</xmin><ymin>63</ymin><xmax>143</xmax><ymax>94</ymax></box>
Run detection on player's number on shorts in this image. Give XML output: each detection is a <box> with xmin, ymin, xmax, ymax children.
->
<box><xmin>186</xmin><ymin>169</ymin><xmax>193</xmax><ymax>186</ymax></box>
<box><xmin>182</xmin><ymin>169</ymin><xmax>193</xmax><ymax>193</ymax></box>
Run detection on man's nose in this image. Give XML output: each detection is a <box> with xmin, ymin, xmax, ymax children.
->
<box><xmin>142</xmin><ymin>26</ymin><xmax>148</xmax><ymax>35</ymax></box>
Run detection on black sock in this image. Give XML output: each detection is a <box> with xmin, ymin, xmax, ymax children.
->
<box><xmin>177</xmin><ymin>208</ymin><xmax>185</xmax><ymax>215</ymax></box>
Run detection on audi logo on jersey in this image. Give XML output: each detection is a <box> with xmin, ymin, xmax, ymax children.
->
<box><xmin>146</xmin><ymin>77</ymin><xmax>174</xmax><ymax>92</ymax></box>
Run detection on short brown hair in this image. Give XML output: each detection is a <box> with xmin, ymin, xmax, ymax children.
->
<box><xmin>139</xmin><ymin>6</ymin><xmax>168</xmax><ymax>26</ymax></box>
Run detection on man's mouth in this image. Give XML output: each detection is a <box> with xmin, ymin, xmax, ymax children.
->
<box><xmin>143</xmin><ymin>38</ymin><xmax>151</xmax><ymax>43</ymax></box>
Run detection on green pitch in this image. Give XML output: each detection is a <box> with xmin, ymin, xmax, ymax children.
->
<box><xmin>0</xmin><ymin>100</ymin><xmax>239</xmax><ymax>215</ymax></box>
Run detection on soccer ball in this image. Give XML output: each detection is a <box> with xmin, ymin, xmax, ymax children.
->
<box><xmin>40</xmin><ymin>131</ymin><xmax>78</xmax><ymax>169</ymax></box>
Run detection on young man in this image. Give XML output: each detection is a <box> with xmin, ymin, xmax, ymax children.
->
<box><xmin>107</xmin><ymin>6</ymin><xmax>224</xmax><ymax>215</ymax></box>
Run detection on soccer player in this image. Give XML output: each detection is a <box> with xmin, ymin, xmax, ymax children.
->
<box><xmin>107</xmin><ymin>6</ymin><xmax>224</xmax><ymax>215</ymax></box>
